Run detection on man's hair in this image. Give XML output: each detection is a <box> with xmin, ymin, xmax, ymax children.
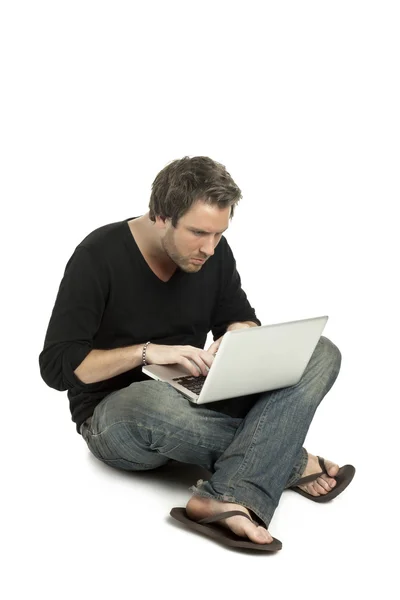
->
<box><xmin>148</xmin><ymin>156</ymin><xmax>242</xmax><ymax>227</ymax></box>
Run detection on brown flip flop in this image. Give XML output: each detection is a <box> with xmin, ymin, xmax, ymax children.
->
<box><xmin>169</xmin><ymin>507</ymin><xmax>282</xmax><ymax>552</ymax></box>
<box><xmin>290</xmin><ymin>456</ymin><xmax>356</xmax><ymax>502</ymax></box>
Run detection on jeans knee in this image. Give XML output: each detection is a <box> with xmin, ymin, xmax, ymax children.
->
<box><xmin>321</xmin><ymin>336</ymin><xmax>341</xmax><ymax>366</ymax></box>
<box><xmin>318</xmin><ymin>336</ymin><xmax>342</xmax><ymax>382</ymax></box>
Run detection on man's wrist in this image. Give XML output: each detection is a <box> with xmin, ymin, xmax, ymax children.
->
<box><xmin>142</xmin><ymin>341</ymin><xmax>151</xmax><ymax>365</ymax></box>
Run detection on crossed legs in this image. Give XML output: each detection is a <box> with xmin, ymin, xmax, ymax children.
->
<box><xmin>82</xmin><ymin>336</ymin><xmax>342</xmax><ymax>545</ymax></box>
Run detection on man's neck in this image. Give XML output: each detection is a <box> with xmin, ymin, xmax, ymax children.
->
<box><xmin>131</xmin><ymin>213</ymin><xmax>158</xmax><ymax>252</ymax></box>
<box><xmin>129</xmin><ymin>214</ymin><xmax>176</xmax><ymax>271</ymax></box>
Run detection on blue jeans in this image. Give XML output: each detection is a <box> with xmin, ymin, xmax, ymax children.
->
<box><xmin>81</xmin><ymin>336</ymin><xmax>341</xmax><ymax>528</ymax></box>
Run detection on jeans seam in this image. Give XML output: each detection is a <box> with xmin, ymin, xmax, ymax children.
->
<box><xmin>224</xmin><ymin>405</ymin><xmax>271</xmax><ymax>491</ymax></box>
<box><xmin>285</xmin><ymin>447</ymin><xmax>309</xmax><ymax>488</ymax></box>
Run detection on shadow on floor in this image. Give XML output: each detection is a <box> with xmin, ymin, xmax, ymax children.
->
<box><xmin>87</xmin><ymin>453</ymin><xmax>212</xmax><ymax>491</ymax></box>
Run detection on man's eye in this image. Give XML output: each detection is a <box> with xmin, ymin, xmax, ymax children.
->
<box><xmin>193</xmin><ymin>231</ymin><xmax>203</xmax><ymax>236</ymax></box>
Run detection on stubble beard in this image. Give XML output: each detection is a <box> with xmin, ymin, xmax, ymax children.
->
<box><xmin>162</xmin><ymin>234</ymin><xmax>196</xmax><ymax>273</ymax></box>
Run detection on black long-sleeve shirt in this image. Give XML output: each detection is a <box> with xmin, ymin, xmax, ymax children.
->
<box><xmin>39</xmin><ymin>216</ymin><xmax>261</xmax><ymax>433</ymax></box>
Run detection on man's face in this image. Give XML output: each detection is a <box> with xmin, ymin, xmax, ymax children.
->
<box><xmin>161</xmin><ymin>201</ymin><xmax>231</xmax><ymax>273</ymax></box>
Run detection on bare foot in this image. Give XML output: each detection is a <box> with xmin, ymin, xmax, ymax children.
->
<box><xmin>186</xmin><ymin>495</ymin><xmax>274</xmax><ymax>545</ymax></box>
<box><xmin>296</xmin><ymin>453</ymin><xmax>339</xmax><ymax>497</ymax></box>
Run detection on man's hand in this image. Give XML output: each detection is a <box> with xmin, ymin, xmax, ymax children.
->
<box><xmin>206</xmin><ymin>321</ymin><xmax>258</xmax><ymax>355</ymax></box>
<box><xmin>145</xmin><ymin>344</ymin><xmax>215</xmax><ymax>377</ymax></box>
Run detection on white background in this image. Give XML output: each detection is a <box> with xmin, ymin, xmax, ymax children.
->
<box><xmin>1</xmin><ymin>1</ymin><xmax>398</xmax><ymax>598</ymax></box>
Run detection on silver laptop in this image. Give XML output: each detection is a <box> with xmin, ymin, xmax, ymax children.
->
<box><xmin>142</xmin><ymin>315</ymin><xmax>328</xmax><ymax>404</ymax></box>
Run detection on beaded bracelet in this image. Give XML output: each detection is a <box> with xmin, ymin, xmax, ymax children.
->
<box><xmin>142</xmin><ymin>341</ymin><xmax>151</xmax><ymax>366</ymax></box>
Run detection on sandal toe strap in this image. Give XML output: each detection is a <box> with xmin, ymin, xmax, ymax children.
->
<box><xmin>293</xmin><ymin>456</ymin><xmax>329</xmax><ymax>486</ymax></box>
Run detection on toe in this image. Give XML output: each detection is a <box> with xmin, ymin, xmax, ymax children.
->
<box><xmin>325</xmin><ymin>460</ymin><xmax>340</xmax><ymax>477</ymax></box>
<box><xmin>243</xmin><ymin>519</ymin><xmax>274</xmax><ymax>544</ymax></box>
<box><xmin>318</xmin><ymin>476</ymin><xmax>337</xmax><ymax>491</ymax></box>
<box><xmin>314</xmin><ymin>479</ymin><xmax>329</xmax><ymax>495</ymax></box>
<box><xmin>310</xmin><ymin>483</ymin><xmax>321</xmax><ymax>496</ymax></box>
<box><xmin>316</xmin><ymin>477</ymin><xmax>331</xmax><ymax>492</ymax></box>
<box><xmin>231</xmin><ymin>515</ymin><xmax>274</xmax><ymax>544</ymax></box>
<box><xmin>300</xmin><ymin>483</ymin><xmax>320</xmax><ymax>496</ymax></box>
<box><xmin>254</xmin><ymin>526</ymin><xmax>274</xmax><ymax>544</ymax></box>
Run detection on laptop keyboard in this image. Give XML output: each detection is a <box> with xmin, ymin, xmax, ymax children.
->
<box><xmin>172</xmin><ymin>375</ymin><xmax>207</xmax><ymax>395</ymax></box>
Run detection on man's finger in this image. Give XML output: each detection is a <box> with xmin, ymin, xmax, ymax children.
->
<box><xmin>207</xmin><ymin>342</ymin><xmax>220</xmax><ymax>355</ymax></box>
<box><xmin>206</xmin><ymin>335</ymin><xmax>223</xmax><ymax>355</ymax></box>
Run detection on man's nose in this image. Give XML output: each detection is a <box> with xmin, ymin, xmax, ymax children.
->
<box><xmin>200</xmin><ymin>238</ymin><xmax>216</xmax><ymax>257</ymax></box>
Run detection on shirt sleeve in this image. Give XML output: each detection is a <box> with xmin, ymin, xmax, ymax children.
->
<box><xmin>211</xmin><ymin>240</ymin><xmax>261</xmax><ymax>341</ymax></box>
<box><xmin>38</xmin><ymin>245</ymin><xmax>109</xmax><ymax>391</ymax></box>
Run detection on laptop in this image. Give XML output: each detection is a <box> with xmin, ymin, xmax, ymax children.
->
<box><xmin>142</xmin><ymin>315</ymin><xmax>328</xmax><ymax>404</ymax></box>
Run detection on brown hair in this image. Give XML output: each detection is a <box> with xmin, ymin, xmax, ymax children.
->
<box><xmin>148</xmin><ymin>156</ymin><xmax>242</xmax><ymax>227</ymax></box>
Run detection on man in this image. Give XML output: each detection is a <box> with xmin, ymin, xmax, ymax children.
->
<box><xmin>39</xmin><ymin>156</ymin><xmax>355</xmax><ymax>552</ymax></box>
